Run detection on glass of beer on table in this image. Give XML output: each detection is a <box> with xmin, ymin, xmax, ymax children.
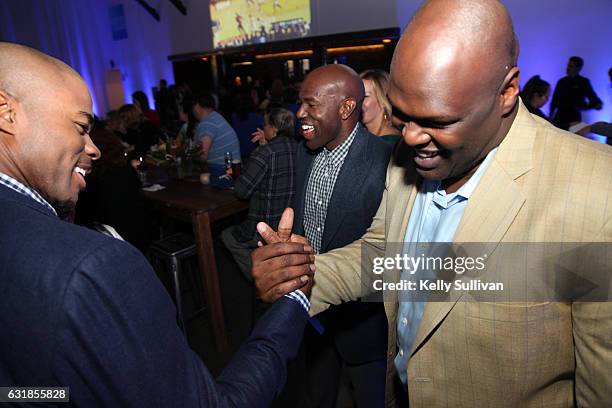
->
<box><xmin>231</xmin><ymin>159</ymin><xmax>241</xmax><ymax>179</ymax></box>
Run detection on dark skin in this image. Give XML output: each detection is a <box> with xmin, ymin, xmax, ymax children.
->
<box><xmin>388</xmin><ymin>0</ymin><xmax>519</xmax><ymax>194</ymax></box>
<box><xmin>251</xmin><ymin>65</ymin><xmax>365</xmax><ymax>301</ymax></box>
<box><xmin>0</xmin><ymin>43</ymin><xmax>100</xmax><ymax>207</ymax></box>
<box><xmin>252</xmin><ymin>0</ymin><xmax>521</xmax><ymax>302</ymax></box>
<box><xmin>297</xmin><ymin>64</ymin><xmax>364</xmax><ymax>151</ymax></box>
<box><xmin>252</xmin><ymin>208</ymin><xmax>315</xmax><ymax>300</ymax></box>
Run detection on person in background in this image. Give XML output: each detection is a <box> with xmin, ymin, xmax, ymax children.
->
<box><xmin>575</xmin><ymin>67</ymin><xmax>612</xmax><ymax>143</ymax></box>
<box><xmin>250</xmin><ymin>102</ymin><xmax>286</xmax><ymax>146</ymax></box>
<box><xmin>119</xmin><ymin>103</ymin><xmax>162</xmax><ymax>157</ymax></box>
<box><xmin>175</xmin><ymin>82</ymin><xmax>193</xmax><ymax>120</ymax></box>
<box><xmin>192</xmin><ymin>92</ymin><xmax>241</xmax><ymax>165</ymax></box>
<box><xmin>132</xmin><ymin>90</ymin><xmax>161</xmax><ymax>127</ymax></box>
<box><xmin>0</xmin><ymin>41</ymin><xmax>313</xmax><ymax>408</ymax></box>
<box><xmin>360</xmin><ymin>69</ymin><xmax>401</xmax><ymax>145</ymax></box>
<box><xmin>256</xmin><ymin>87</ymin><xmax>272</xmax><ymax>114</ymax></box>
<box><xmin>105</xmin><ymin>109</ymin><xmax>127</xmax><ymax>143</ymax></box>
<box><xmin>231</xmin><ymin>90</ymin><xmax>264</xmax><ymax>160</ymax></box>
<box><xmin>273</xmin><ymin>64</ymin><xmax>391</xmax><ymax>408</ymax></box>
<box><xmin>176</xmin><ymin>98</ymin><xmax>197</xmax><ymax>144</ymax></box>
<box><xmin>550</xmin><ymin>56</ymin><xmax>603</xmax><ymax>130</ymax></box>
<box><xmin>75</xmin><ymin>122</ymin><xmax>155</xmax><ymax>253</ymax></box>
<box><xmin>251</xmin><ymin>0</ymin><xmax>612</xmax><ymax>406</ymax></box>
<box><xmin>520</xmin><ymin>75</ymin><xmax>551</xmax><ymax>121</ymax></box>
<box><xmin>221</xmin><ymin>107</ymin><xmax>297</xmax><ymax>279</ymax></box>
<box><xmin>155</xmin><ymin>79</ymin><xmax>177</xmax><ymax>127</ymax></box>
<box><xmin>269</xmin><ymin>79</ymin><xmax>285</xmax><ymax>106</ymax></box>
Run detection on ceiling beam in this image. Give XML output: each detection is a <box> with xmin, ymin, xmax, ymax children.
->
<box><xmin>135</xmin><ymin>0</ymin><xmax>160</xmax><ymax>21</ymax></box>
<box><xmin>169</xmin><ymin>0</ymin><xmax>187</xmax><ymax>15</ymax></box>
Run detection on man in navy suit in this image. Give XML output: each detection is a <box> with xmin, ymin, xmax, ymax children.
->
<box><xmin>255</xmin><ymin>65</ymin><xmax>391</xmax><ymax>407</ymax></box>
<box><xmin>0</xmin><ymin>42</ymin><xmax>312</xmax><ymax>407</ymax></box>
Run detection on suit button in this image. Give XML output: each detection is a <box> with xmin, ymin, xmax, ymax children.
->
<box><xmin>399</xmin><ymin>349</ymin><xmax>404</xmax><ymax>357</ymax></box>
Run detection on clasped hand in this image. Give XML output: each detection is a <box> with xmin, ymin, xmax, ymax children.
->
<box><xmin>251</xmin><ymin>208</ymin><xmax>316</xmax><ymax>302</ymax></box>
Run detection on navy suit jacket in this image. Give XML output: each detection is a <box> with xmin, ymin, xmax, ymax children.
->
<box><xmin>293</xmin><ymin>124</ymin><xmax>391</xmax><ymax>363</ymax></box>
<box><xmin>0</xmin><ymin>183</ymin><xmax>308</xmax><ymax>407</ymax></box>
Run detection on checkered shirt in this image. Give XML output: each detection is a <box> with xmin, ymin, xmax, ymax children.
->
<box><xmin>0</xmin><ymin>172</ymin><xmax>57</xmax><ymax>216</ymax></box>
<box><xmin>303</xmin><ymin>123</ymin><xmax>358</xmax><ymax>253</ymax></box>
<box><xmin>233</xmin><ymin>136</ymin><xmax>297</xmax><ymax>242</ymax></box>
<box><xmin>284</xmin><ymin>290</ymin><xmax>310</xmax><ymax>312</ymax></box>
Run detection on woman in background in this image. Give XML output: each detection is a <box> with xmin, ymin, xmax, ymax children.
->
<box><xmin>520</xmin><ymin>75</ymin><xmax>551</xmax><ymax>121</ymax></box>
<box><xmin>360</xmin><ymin>69</ymin><xmax>401</xmax><ymax>145</ymax></box>
<box><xmin>176</xmin><ymin>98</ymin><xmax>197</xmax><ymax>143</ymax></box>
<box><xmin>132</xmin><ymin>90</ymin><xmax>161</xmax><ymax>127</ymax></box>
<box><xmin>119</xmin><ymin>103</ymin><xmax>162</xmax><ymax>156</ymax></box>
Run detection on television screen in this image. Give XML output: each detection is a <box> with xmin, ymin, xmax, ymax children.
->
<box><xmin>210</xmin><ymin>0</ymin><xmax>311</xmax><ymax>49</ymax></box>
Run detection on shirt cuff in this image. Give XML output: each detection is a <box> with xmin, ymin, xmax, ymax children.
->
<box><xmin>284</xmin><ymin>290</ymin><xmax>310</xmax><ymax>313</ymax></box>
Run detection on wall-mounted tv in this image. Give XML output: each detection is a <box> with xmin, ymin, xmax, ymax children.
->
<box><xmin>210</xmin><ymin>0</ymin><xmax>311</xmax><ymax>49</ymax></box>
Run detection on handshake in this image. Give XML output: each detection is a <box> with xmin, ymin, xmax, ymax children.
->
<box><xmin>251</xmin><ymin>208</ymin><xmax>317</xmax><ymax>301</ymax></box>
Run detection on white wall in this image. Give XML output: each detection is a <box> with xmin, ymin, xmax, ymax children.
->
<box><xmin>311</xmin><ymin>0</ymin><xmax>397</xmax><ymax>37</ymax></box>
<box><xmin>102</xmin><ymin>0</ymin><xmax>175</xmax><ymax>113</ymax></box>
<box><xmin>167</xmin><ymin>0</ymin><xmax>214</xmax><ymax>56</ymax></box>
<box><xmin>0</xmin><ymin>0</ymin><xmax>175</xmax><ymax>117</ymax></box>
<box><xmin>394</xmin><ymin>0</ymin><xmax>612</xmax><ymax>125</ymax></box>
<box><xmin>507</xmin><ymin>0</ymin><xmax>612</xmax><ymax>125</ymax></box>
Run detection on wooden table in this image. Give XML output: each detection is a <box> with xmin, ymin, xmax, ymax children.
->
<box><xmin>143</xmin><ymin>178</ymin><xmax>248</xmax><ymax>352</ymax></box>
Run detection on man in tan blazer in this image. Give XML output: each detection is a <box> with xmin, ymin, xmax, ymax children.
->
<box><xmin>251</xmin><ymin>0</ymin><xmax>612</xmax><ymax>406</ymax></box>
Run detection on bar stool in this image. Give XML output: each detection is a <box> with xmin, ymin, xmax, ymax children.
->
<box><xmin>149</xmin><ymin>233</ymin><xmax>204</xmax><ymax>333</ymax></box>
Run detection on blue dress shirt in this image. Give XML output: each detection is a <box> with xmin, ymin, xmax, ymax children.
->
<box><xmin>394</xmin><ymin>148</ymin><xmax>497</xmax><ymax>384</ymax></box>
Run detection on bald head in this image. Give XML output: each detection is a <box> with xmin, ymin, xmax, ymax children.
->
<box><xmin>387</xmin><ymin>0</ymin><xmax>521</xmax><ymax>192</ymax></box>
<box><xmin>393</xmin><ymin>0</ymin><xmax>517</xmax><ymax>94</ymax></box>
<box><xmin>0</xmin><ymin>43</ymin><xmax>84</xmax><ymax>105</ymax></box>
<box><xmin>306</xmin><ymin>64</ymin><xmax>365</xmax><ymax>106</ymax></box>
<box><xmin>298</xmin><ymin>64</ymin><xmax>365</xmax><ymax>150</ymax></box>
<box><xmin>0</xmin><ymin>42</ymin><xmax>99</xmax><ymax>206</ymax></box>
<box><xmin>413</xmin><ymin>0</ymin><xmax>517</xmax><ymax>61</ymax></box>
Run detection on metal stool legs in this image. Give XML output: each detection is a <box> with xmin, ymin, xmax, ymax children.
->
<box><xmin>149</xmin><ymin>233</ymin><xmax>199</xmax><ymax>335</ymax></box>
<box><xmin>170</xmin><ymin>257</ymin><xmax>185</xmax><ymax>332</ymax></box>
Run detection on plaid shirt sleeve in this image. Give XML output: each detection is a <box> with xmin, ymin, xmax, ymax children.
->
<box><xmin>234</xmin><ymin>146</ymin><xmax>269</xmax><ymax>200</ymax></box>
<box><xmin>284</xmin><ymin>290</ymin><xmax>310</xmax><ymax>312</ymax></box>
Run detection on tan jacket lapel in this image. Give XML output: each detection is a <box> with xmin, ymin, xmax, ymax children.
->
<box><xmin>384</xmin><ymin>160</ymin><xmax>420</xmax><ymax>306</ymax></box>
<box><xmin>409</xmin><ymin>102</ymin><xmax>536</xmax><ymax>356</ymax></box>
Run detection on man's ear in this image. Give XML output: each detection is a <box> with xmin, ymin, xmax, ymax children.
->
<box><xmin>0</xmin><ymin>90</ymin><xmax>17</xmax><ymax>136</ymax></box>
<box><xmin>339</xmin><ymin>97</ymin><xmax>358</xmax><ymax>120</ymax></box>
<box><xmin>500</xmin><ymin>67</ymin><xmax>520</xmax><ymax>115</ymax></box>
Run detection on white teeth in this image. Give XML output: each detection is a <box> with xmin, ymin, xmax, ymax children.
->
<box><xmin>301</xmin><ymin>124</ymin><xmax>314</xmax><ymax>131</ymax></box>
<box><xmin>74</xmin><ymin>166</ymin><xmax>86</xmax><ymax>177</ymax></box>
<box><xmin>416</xmin><ymin>151</ymin><xmax>439</xmax><ymax>159</ymax></box>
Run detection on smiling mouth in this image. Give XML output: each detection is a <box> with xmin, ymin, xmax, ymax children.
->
<box><xmin>301</xmin><ymin>124</ymin><xmax>315</xmax><ymax>138</ymax></box>
<box><xmin>412</xmin><ymin>149</ymin><xmax>446</xmax><ymax>170</ymax></box>
<box><xmin>415</xmin><ymin>150</ymin><xmax>440</xmax><ymax>159</ymax></box>
<box><xmin>74</xmin><ymin>166</ymin><xmax>87</xmax><ymax>177</ymax></box>
<box><xmin>73</xmin><ymin>164</ymin><xmax>92</xmax><ymax>189</ymax></box>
